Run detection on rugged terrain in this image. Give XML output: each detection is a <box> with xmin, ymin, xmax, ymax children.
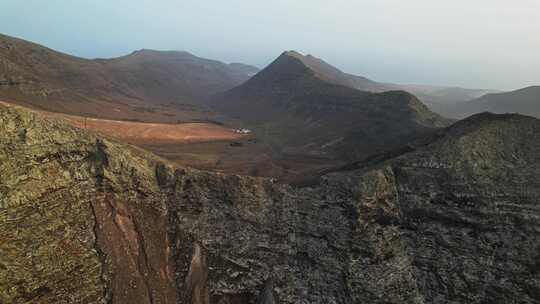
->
<box><xmin>0</xmin><ymin>35</ymin><xmax>502</xmax><ymax>182</ymax></box>
<box><xmin>211</xmin><ymin>51</ymin><xmax>451</xmax><ymax>160</ymax></box>
<box><xmin>0</xmin><ymin>33</ymin><xmax>258</xmax><ymax>123</ymax></box>
<box><xmin>1</xmin><ymin>96</ymin><xmax>539</xmax><ymax>303</ymax></box>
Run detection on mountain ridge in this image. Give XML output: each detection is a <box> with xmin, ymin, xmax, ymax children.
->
<box><xmin>277</xmin><ymin>51</ymin><xmax>387</xmax><ymax>92</ymax></box>
<box><xmin>0</xmin><ymin>33</ymin><xmax>259</xmax><ymax>123</ymax></box>
<box><xmin>257</xmin><ymin>50</ymin><xmax>496</xmax><ymax>108</ymax></box>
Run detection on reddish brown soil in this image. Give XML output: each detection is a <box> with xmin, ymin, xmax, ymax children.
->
<box><xmin>1</xmin><ymin>100</ymin><xmax>342</xmax><ymax>182</ymax></box>
<box><xmin>0</xmin><ymin>100</ymin><xmax>245</xmax><ymax>144</ymax></box>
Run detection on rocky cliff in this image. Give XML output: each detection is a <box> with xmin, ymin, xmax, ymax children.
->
<box><xmin>1</xmin><ymin>105</ymin><xmax>539</xmax><ymax>303</ymax></box>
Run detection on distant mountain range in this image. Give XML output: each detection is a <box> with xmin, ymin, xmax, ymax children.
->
<box><xmin>0</xmin><ymin>33</ymin><xmax>259</xmax><ymax>123</ymax></box>
<box><xmin>211</xmin><ymin>51</ymin><xmax>452</xmax><ymax>160</ymax></box>
<box><xmin>0</xmin><ymin>34</ymin><xmax>507</xmax><ymax>123</ymax></box>
<box><xmin>440</xmin><ymin>86</ymin><xmax>540</xmax><ymax>118</ymax></box>
<box><xmin>396</xmin><ymin>84</ymin><xmax>499</xmax><ymax>116</ymax></box>
<box><xmin>1</xmin><ymin>34</ymin><xmax>519</xmax><ymax>123</ymax></box>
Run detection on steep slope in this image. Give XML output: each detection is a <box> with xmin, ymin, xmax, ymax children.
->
<box><xmin>0</xmin><ymin>33</ymin><xmax>258</xmax><ymax>122</ymax></box>
<box><xmin>1</xmin><ymin>102</ymin><xmax>540</xmax><ymax>303</ymax></box>
<box><xmin>259</xmin><ymin>51</ymin><xmax>497</xmax><ymax>105</ymax></box>
<box><xmin>239</xmin><ymin>51</ymin><xmax>494</xmax><ymax>110</ymax></box>
<box><xmin>212</xmin><ymin>51</ymin><xmax>451</xmax><ymax>160</ymax></box>
<box><xmin>341</xmin><ymin>112</ymin><xmax>540</xmax><ymax>303</ymax></box>
<box><xmin>445</xmin><ymin>86</ymin><xmax>540</xmax><ymax>118</ymax></box>
<box><xmin>281</xmin><ymin>51</ymin><xmax>391</xmax><ymax>92</ymax></box>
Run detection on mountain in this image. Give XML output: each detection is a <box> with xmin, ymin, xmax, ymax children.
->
<box><xmin>396</xmin><ymin>84</ymin><xmax>498</xmax><ymax>116</ymax></box>
<box><xmin>211</xmin><ymin>51</ymin><xmax>451</xmax><ymax>160</ymax></box>
<box><xmin>233</xmin><ymin>51</ymin><xmax>494</xmax><ymax>113</ymax></box>
<box><xmin>278</xmin><ymin>51</ymin><xmax>391</xmax><ymax>92</ymax></box>
<box><xmin>443</xmin><ymin>86</ymin><xmax>540</xmax><ymax>118</ymax></box>
<box><xmin>2</xmin><ymin>100</ymin><xmax>539</xmax><ymax>303</ymax></box>
<box><xmin>0</xmin><ymin>33</ymin><xmax>259</xmax><ymax>122</ymax></box>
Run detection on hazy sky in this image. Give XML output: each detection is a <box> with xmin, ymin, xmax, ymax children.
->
<box><xmin>1</xmin><ymin>0</ymin><xmax>539</xmax><ymax>90</ymax></box>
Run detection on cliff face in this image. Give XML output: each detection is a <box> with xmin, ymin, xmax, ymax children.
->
<box><xmin>1</xmin><ymin>105</ymin><xmax>539</xmax><ymax>303</ymax></box>
<box><xmin>0</xmin><ymin>106</ymin><xmax>176</xmax><ymax>303</ymax></box>
<box><xmin>353</xmin><ymin>113</ymin><xmax>540</xmax><ymax>302</ymax></box>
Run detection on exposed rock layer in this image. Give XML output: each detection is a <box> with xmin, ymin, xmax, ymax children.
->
<box><xmin>1</xmin><ymin>106</ymin><xmax>539</xmax><ymax>303</ymax></box>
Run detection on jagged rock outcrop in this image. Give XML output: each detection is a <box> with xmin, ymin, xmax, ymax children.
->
<box><xmin>1</xmin><ymin>105</ymin><xmax>539</xmax><ymax>303</ymax></box>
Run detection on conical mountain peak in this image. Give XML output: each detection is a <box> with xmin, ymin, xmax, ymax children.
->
<box><xmin>248</xmin><ymin>51</ymin><xmax>389</xmax><ymax>92</ymax></box>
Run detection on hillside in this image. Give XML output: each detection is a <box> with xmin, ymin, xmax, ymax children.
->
<box><xmin>339</xmin><ymin>111</ymin><xmax>540</xmax><ymax>303</ymax></box>
<box><xmin>244</xmin><ymin>51</ymin><xmax>495</xmax><ymax>110</ymax></box>
<box><xmin>281</xmin><ymin>51</ymin><xmax>391</xmax><ymax>92</ymax></box>
<box><xmin>0</xmin><ymin>33</ymin><xmax>258</xmax><ymax>123</ymax></box>
<box><xmin>444</xmin><ymin>86</ymin><xmax>540</xmax><ymax>118</ymax></box>
<box><xmin>0</xmin><ymin>34</ymin><xmax>497</xmax><ymax>122</ymax></box>
<box><xmin>211</xmin><ymin>51</ymin><xmax>451</xmax><ymax>160</ymax></box>
<box><xmin>1</xmin><ymin>100</ymin><xmax>539</xmax><ymax>303</ymax></box>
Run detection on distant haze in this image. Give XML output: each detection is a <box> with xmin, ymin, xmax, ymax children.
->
<box><xmin>2</xmin><ymin>0</ymin><xmax>539</xmax><ymax>90</ymax></box>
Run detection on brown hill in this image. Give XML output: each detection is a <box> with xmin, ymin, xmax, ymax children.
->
<box><xmin>243</xmin><ymin>51</ymin><xmax>495</xmax><ymax>111</ymax></box>
<box><xmin>211</xmin><ymin>51</ymin><xmax>451</xmax><ymax>161</ymax></box>
<box><xmin>0</xmin><ymin>33</ymin><xmax>258</xmax><ymax>123</ymax></box>
<box><xmin>281</xmin><ymin>51</ymin><xmax>390</xmax><ymax>92</ymax></box>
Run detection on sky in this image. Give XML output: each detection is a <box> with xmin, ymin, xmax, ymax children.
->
<box><xmin>1</xmin><ymin>0</ymin><xmax>539</xmax><ymax>90</ymax></box>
